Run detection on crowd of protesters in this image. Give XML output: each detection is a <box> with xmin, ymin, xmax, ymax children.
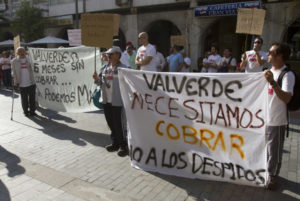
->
<box><xmin>0</xmin><ymin>32</ymin><xmax>295</xmax><ymax>191</ymax></box>
<box><xmin>93</xmin><ymin>32</ymin><xmax>296</xmax><ymax>192</ymax></box>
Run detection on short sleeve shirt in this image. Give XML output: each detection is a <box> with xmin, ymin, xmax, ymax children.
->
<box><xmin>267</xmin><ymin>65</ymin><xmax>295</xmax><ymax>126</ymax></box>
<box><xmin>245</xmin><ymin>50</ymin><xmax>268</xmax><ymax>73</ymax></box>
<box><xmin>168</xmin><ymin>52</ymin><xmax>184</xmax><ymax>72</ymax></box>
<box><xmin>137</xmin><ymin>44</ymin><xmax>157</xmax><ymax>71</ymax></box>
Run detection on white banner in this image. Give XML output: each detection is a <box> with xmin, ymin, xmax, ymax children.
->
<box><xmin>28</xmin><ymin>46</ymin><xmax>101</xmax><ymax>112</ymax></box>
<box><xmin>119</xmin><ymin>69</ymin><xmax>269</xmax><ymax>187</ymax></box>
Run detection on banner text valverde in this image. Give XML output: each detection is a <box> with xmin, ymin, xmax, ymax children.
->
<box><xmin>131</xmin><ymin>92</ymin><xmax>264</xmax><ymax>129</ymax></box>
<box><xmin>143</xmin><ymin>73</ymin><xmax>242</xmax><ymax>102</ymax></box>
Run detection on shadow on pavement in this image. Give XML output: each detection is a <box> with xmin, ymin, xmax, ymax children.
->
<box><xmin>0</xmin><ymin>146</ymin><xmax>25</xmax><ymax>177</ymax></box>
<box><xmin>37</xmin><ymin>107</ymin><xmax>77</xmax><ymax>123</ymax></box>
<box><xmin>148</xmin><ymin>172</ymin><xmax>300</xmax><ymax>201</ymax></box>
<box><xmin>0</xmin><ymin>180</ymin><xmax>10</xmax><ymax>201</ymax></box>
<box><xmin>0</xmin><ymin>145</ymin><xmax>25</xmax><ymax>201</ymax></box>
<box><xmin>29</xmin><ymin>115</ymin><xmax>111</xmax><ymax>147</ymax></box>
<box><xmin>0</xmin><ymin>88</ymin><xmax>19</xmax><ymax>98</ymax></box>
<box><xmin>289</xmin><ymin>127</ymin><xmax>300</xmax><ymax>133</ymax></box>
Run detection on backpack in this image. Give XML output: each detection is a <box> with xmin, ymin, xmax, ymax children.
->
<box><xmin>277</xmin><ymin>66</ymin><xmax>300</xmax><ymax>111</ymax></box>
<box><xmin>277</xmin><ymin>66</ymin><xmax>300</xmax><ymax>137</ymax></box>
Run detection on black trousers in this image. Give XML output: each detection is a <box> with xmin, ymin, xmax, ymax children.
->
<box><xmin>20</xmin><ymin>84</ymin><xmax>36</xmax><ymax>114</ymax></box>
<box><xmin>3</xmin><ymin>69</ymin><xmax>11</xmax><ymax>87</ymax></box>
<box><xmin>103</xmin><ymin>103</ymin><xmax>127</xmax><ymax>148</ymax></box>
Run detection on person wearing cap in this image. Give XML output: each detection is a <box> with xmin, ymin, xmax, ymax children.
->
<box><xmin>126</xmin><ymin>44</ymin><xmax>138</xmax><ymax>70</ymax></box>
<box><xmin>11</xmin><ymin>47</ymin><xmax>36</xmax><ymax>117</ymax></box>
<box><xmin>135</xmin><ymin>32</ymin><xmax>157</xmax><ymax>71</ymax></box>
<box><xmin>92</xmin><ymin>46</ymin><xmax>128</xmax><ymax>157</ymax></box>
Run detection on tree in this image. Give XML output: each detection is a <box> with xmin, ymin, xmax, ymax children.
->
<box><xmin>11</xmin><ymin>1</ymin><xmax>44</xmax><ymax>42</ymax></box>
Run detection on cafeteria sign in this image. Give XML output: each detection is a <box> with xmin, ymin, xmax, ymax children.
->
<box><xmin>194</xmin><ymin>1</ymin><xmax>260</xmax><ymax>17</ymax></box>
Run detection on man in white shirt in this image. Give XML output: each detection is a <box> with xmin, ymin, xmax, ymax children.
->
<box><xmin>264</xmin><ymin>43</ymin><xmax>295</xmax><ymax>190</ymax></box>
<box><xmin>207</xmin><ymin>46</ymin><xmax>221</xmax><ymax>73</ymax></box>
<box><xmin>241</xmin><ymin>36</ymin><xmax>268</xmax><ymax>73</ymax></box>
<box><xmin>135</xmin><ymin>32</ymin><xmax>157</xmax><ymax>71</ymax></box>
<box><xmin>11</xmin><ymin>47</ymin><xmax>36</xmax><ymax>117</ymax></box>
<box><xmin>217</xmin><ymin>48</ymin><xmax>237</xmax><ymax>72</ymax></box>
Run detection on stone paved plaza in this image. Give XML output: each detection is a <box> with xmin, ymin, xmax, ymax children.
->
<box><xmin>0</xmin><ymin>88</ymin><xmax>299</xmax><ymax>201</ymax></box>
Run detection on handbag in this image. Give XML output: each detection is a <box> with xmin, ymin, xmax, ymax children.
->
<box><xmin>217</xmin><ymin>57</ymin><xmax>232</xmax><ymax>72</ymax></box>
<box><xmin>92</xmin><ymin>87</ymin><xmax>104</xmax><ymax>109</ymax></box>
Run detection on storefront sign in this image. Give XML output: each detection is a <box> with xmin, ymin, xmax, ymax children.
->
<box><xmin>119</xmin><ymin>69</ymin><xmax>269</xmax><ymax>187</ymax></box>
<box><xmin>194</xmin><ymin>1</ymin><xmax>260</xmax><ymax>17</ymax></box>
<box><xmin>46</xmin><ymin>15</ymin><xmax>73</xmax><ymax>26</ymax></box>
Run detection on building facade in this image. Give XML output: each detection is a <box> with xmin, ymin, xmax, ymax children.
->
<box><xmin>1</xmin><ymin>0</ymin><xmax>300</xmax><ymax>70</ymax></box>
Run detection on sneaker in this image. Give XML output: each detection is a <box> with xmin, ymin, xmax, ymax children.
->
<box><xmin>117</xmin><ymin>147</ymin><xmax>129</xmax><ymax>157</ymax></box>
<box><xmin>266</xmin><ymin>176</ymin><xmax>277</xmax><ymax>190</ymax></box>
<box><xmin>105</xmin><ymin>144</ymin><xmax>119</xmax><ymax>152</ymax></box>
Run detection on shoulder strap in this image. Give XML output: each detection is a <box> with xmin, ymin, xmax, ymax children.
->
<box><xmin>228</xmin><ymin>57</ymin><xmax>233</xmax><ymax>65</ymax></box>
<box><xmin>277</xmin><ymin>67</ymin><xmax>290</xmax><ymax>88</ymax></box>
<box><xmin>276</xmin><ymin>66</ymin><xmax>292</xmax><ymax>138</ymax></box>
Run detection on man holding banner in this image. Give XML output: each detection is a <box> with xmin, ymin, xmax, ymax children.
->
<box><xmin>11</xmin><ymin>47</ymin><xmax>36</xmax><ymax>117</ymax></box>
<box><xmin>264</xmin><ymin>43</ymin><xmax>295</xmax><ymax>190</ymax></box>
<box><xmin>93</xmin><ymin>46</ymin><xmax>128</xmax><ymax>157</ymax></box>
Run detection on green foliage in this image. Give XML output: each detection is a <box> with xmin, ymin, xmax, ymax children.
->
<box><xmin>10</xmin><ymin>1</ymin><xmax>44</xmax><ymax>42</ymax></box>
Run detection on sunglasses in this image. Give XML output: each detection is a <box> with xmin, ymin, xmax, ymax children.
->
<box><xmin>254</xmin><ymin>41</ymin><xmax>262</xmax><ymax>44</ymax></box>
<box><xmin>268</xmin><ymin>50</ymin><xmax>276</xmax><ymax>55</ymax></box>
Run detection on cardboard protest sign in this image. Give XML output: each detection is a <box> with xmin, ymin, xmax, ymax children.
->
<box><xmin>119</xmin><ymin>69</ymin><xmax>268</xmax><ymax>187</ymax></box>
<box><xmin>28</xmin><ymin>46</ymin><xmax>101</xmax><ymax>112</ymax></box>
<box><xmin>81</xmin><ymin>13</ymin><xmax>119</xmax><ymax>48</ymax></box>
<box><xmin>170</xmin><ymin>35</ymin><xmax>186</xmax><ymax>47</ymax></box>
<box><xmin>68</xmin><ymin>29</ymin><xmax>82</xmax><ymax>46</ymax></box>
<box><xmin>236</xmin><ymin>8</ymin><xmax>266</xmax><ymax>35</ymax></box>
<box><xmin>113</xmin><ymin>14</ymin><xmax>120</xmax><ymax>36</ymax></box>
<box><xmin>14</xmin><ymin>35</ymin><xmax>20</xmax><ymax>54</ymax></box>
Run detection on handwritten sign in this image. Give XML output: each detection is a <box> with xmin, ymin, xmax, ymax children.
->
<box><xmin>14</xmin><ymin>35</ymin><xmax>20</xmax><ymax>54</ymax></box>
<box><xmin>236</xmin><ymin>8</ymin><xmax>266</xmax><ymax>35</ymax></box>
<box><xmin>81</xmin><ymin>13</ymin><xmax>119</xmax><ymax>48</ymax></box>
<box><xmin>113</xmin><ymin>14</ymin><xmax>120</xmax><ymax>36</ymax></box>
<box><xmin>28</xmin><ymin>46</ymin><xmax>101</xmax><ymax>112</ymax></box>
<box><xmin>119</xmin><ymin>69</ymin><xmax>268</xmax><ymax>187</ymax></box>
<box><xmin>68</xmin><ymin>29</ymin><xmax>82</xmax><ymax>46</ymax></box>
<box><xmin>170</xmin><ymin>35</ymin><xmax>186</xmax><ymax>47</ymax></box>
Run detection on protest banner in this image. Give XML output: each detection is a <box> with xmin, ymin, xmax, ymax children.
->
<box><xmin>236</xmin><ymin>8</ymin><xmax>266</xmax><ymax>35</ymax></box>
<box><xmin>81</xmin><ymin>13</ymin><xmax>119</xmax><ymax>48</ymax></box>
<box><xmin>28</xmin><ymin>46</ymin><xmax>101</xmax><ymax>112</ymax></box>
<box><xmin>119</xmin><ymin>69</ymin><xmax>269</xmax><ymax>187</ymax></box>
<box><xmin>170</xmin><ymin>35</ymin><xmax>186</xmax><ymax>47</ymax></box>
<box><xmin>68</xmin><ymin>29</ymin><xmax>82</xmax><ymax>46</ymax></box>
<box><xmin>14</xmin><ymin>35</ymin><xmax>20</xmax><ymax>54</ymax></box>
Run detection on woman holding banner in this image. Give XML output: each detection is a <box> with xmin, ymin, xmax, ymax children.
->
<box><xmin>93</xmin><ymin>46</ymin><xmax>128</xmax><ymax>157</ymax></box>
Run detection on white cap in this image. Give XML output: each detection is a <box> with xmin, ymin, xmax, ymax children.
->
<box><xmin>105</xmin><ymin>46</ymin><xmax>122</xmax><ymax>54</ymax></box>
